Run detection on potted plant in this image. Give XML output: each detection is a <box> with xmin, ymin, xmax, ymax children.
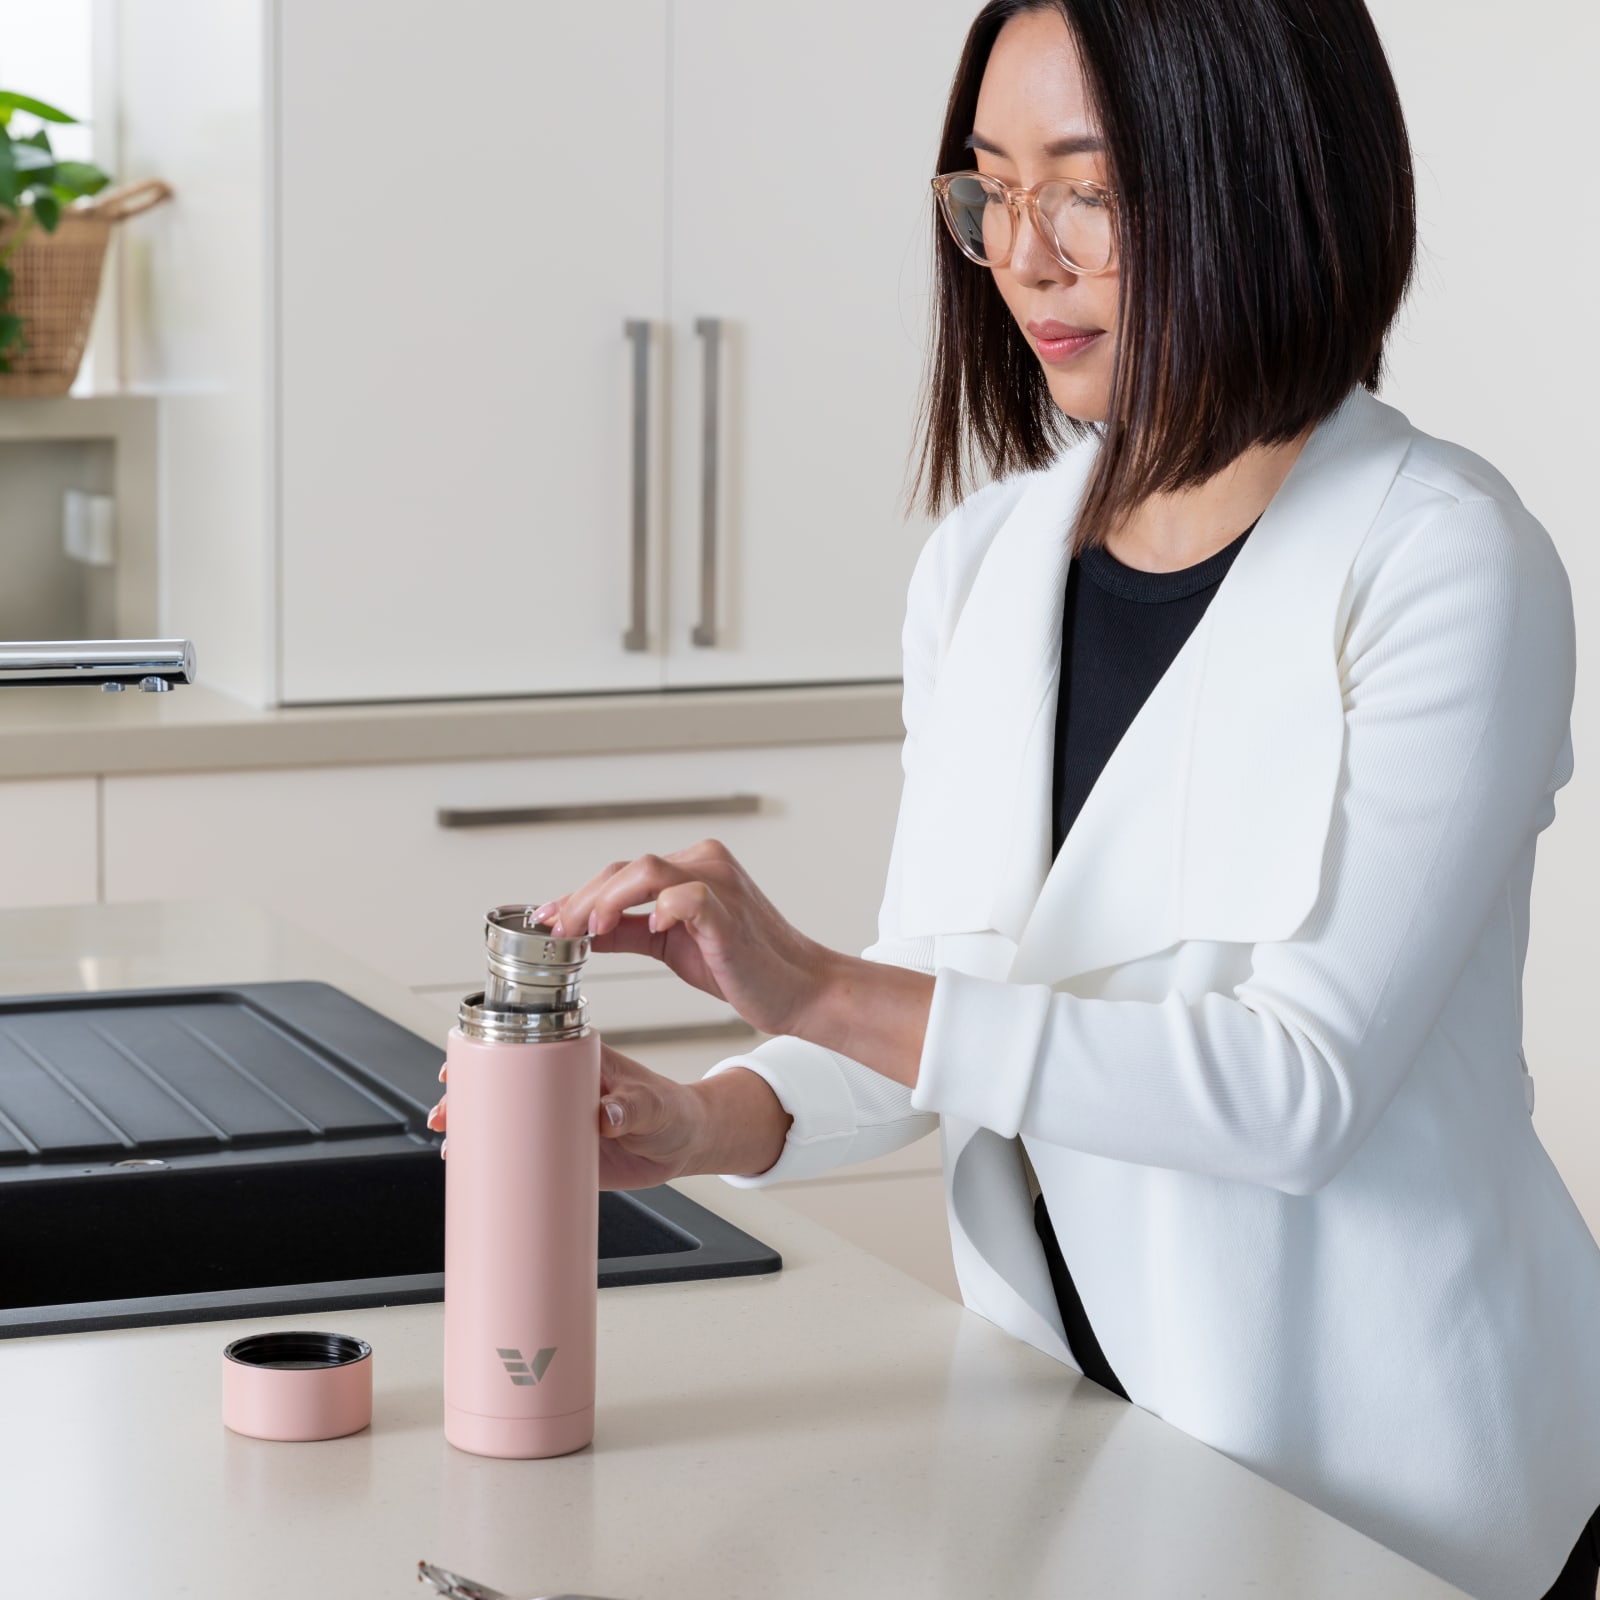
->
<box><xmin>0</xmin><ymin>88</ymin><xmax>171</xmax><ymax>394</ymax></box>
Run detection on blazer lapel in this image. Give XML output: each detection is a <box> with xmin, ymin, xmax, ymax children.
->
<box><xmin>896</xmin><ymin>385</ymin><xmax>1420</xmax><ymax>985</ymax></box>
<box><xmin>895</xmin><ymin>441</ymin><xmax>1095</xmax><ymax>941</ymax></box>
<box><xmin>1008</xmin><ymin>382</ymin><xmax>1415</xmax><ymax>985</ymax></box>
<box><xmin>891</xmin><ymin>380</ymin><xmax>1415</xmax><ymax>987</ymax></box>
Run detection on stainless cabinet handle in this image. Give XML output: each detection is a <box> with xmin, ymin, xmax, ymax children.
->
<box><xmin>437</xmin><ymin>794</ymin><xmax>762</xmax><ymax>830</ymax></box>
<box><xmin>692</xmin><ymin>317</ymin><xmax>723</xmax><ymax>647</ymax></box>
<box><xmin>602</xmin><ymin>1018</ymin><xmax>761</xmax><ymax>1050</ymax></box>
<box><xmin>623</xmin><ymin>319</ymin><xmax>652</xmax><ymax>653</ymax></box>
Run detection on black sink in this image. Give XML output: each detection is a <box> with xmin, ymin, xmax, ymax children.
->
<box><xmin>0</xmin><ymin>982</ymin><xmax>780</xmax><ymax>1338</ymax></box>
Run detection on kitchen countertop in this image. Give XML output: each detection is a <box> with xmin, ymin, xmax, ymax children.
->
<box><xmin>0</xmin><ymin>901</ymin><xmax>1470</xmax><ymax>1600</ymax></box>
<box><xmin>0</xmin><ymin>680</ymin><xmax>904</xmax><ymax>779</ymax></box>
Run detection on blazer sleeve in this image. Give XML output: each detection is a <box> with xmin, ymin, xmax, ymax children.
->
<box><xmin>907</xmin><ymin>493</ymin><xmax>1578</xmax><ymax>1195</ymax></box>
<box><xmin>698</xmin><ymin>492</ymin><xmax>982</xmax><ymax>1187</ymax></box>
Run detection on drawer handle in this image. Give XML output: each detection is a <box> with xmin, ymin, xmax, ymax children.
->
<box><xmin>692</xmin><ymin>317</ymin><xmax>723</xmax><ymax>648</ymax></box>
<box><xmin>437</xmin><ymin>794</ymin><xmax>762</xmax><ymax>830</ymax></box>
<box><xmin>623</xmin><ymin>318</ymin><xmax>653</xmax><ymax>653</ymax></box>
<box><xmin>601</xmin><ymin>1018</ymin><xmax>761</xmax><ymax>1049</ymax></box>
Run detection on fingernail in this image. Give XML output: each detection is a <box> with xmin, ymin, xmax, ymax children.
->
<box><xmin>604</xmin><ymin>1100</ymin><xmax>624</xmax><ymax>1129</ymax></box>
<box><xmin>533</xmin><ymin>900</ymin><xmax>558</xmax><ymax>923</ymax></box>
<box><xmin>437</xmin><ymin>1062</ymin><xmax>447</xmax><ymax>1082</ymax></box>
<box><xmin>426</xmin><ymin>1102</ymin><xmax>441</xmax><ymax>1127</ymax></box>
<box><xmin>441</xmin><ymin>1137</ymin><xmax>449</xmax><ymax>1158</ymax></box>
<box><xmin>587</xmin><ymin>909</ymin><xmax>599</xmax><ymax>935</ymax></box>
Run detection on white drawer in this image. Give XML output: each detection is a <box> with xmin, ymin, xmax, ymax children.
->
<box><xmin>103</xmin><ymin>741</ymin><xmax>904</xmax><ymax>1033</ymax></box>
<box><xmin>0</xmin><ymin>779</ymin><xmax>98</xmax><ymax>909</ymax></box>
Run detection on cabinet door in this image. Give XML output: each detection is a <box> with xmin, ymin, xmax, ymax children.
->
<box><xmin>102</xmin><ymin>742</ymin><xmax>905</xmax><ymax>1036</ymax></box>
<box><xmin>664</xmin><ymin>1</ymin><xmax>978</xmax><ymax>687</ymax></box>
<box><xmin>0</xmin><ymin>781</ymin><xmax>98</xmax><ymax>909</ymax></box>
<box><xmin>275</xmin><ymin>1</ymin><xmax>671</xmax><ymax>703</ymax></box>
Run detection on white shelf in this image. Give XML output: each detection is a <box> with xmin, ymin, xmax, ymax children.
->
<box><xmin>0</xmin><ymin>389</ymin><xmax>156</xmax><ymax>441</ymax></box>
<box><xmin>0</xmin><ymin>391</ymin><xmax>158</xmax><ymax>638</ymax></box>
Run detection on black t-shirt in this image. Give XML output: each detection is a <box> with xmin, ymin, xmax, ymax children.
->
<box><xmin>1033</xmin><ymin>514</ymin><xmax>1259</xmax><ymax>1400</ymax></box>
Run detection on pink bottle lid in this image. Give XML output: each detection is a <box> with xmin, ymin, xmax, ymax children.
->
<box><xmin>222</xmin><ymin>1330</ymin><xmax>373</xmax><ymax>1441</ymax></box>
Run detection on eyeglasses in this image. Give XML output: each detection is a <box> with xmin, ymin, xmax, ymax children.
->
<box><xmin>932</xmin><ymin>170</ymin><xmax>1119</xmax><ymax>276</ymax></box>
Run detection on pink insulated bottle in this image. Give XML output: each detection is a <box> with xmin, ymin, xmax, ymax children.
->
<box><xmin>443</xmin><ymin>905</ymin><xmax>600</xmax><ymax>1458</ymax></box>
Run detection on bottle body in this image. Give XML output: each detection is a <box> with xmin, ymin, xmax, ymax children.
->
<box><xmin>442</xmin><ymin>1023</ymin><xmax>600</xmax><ymax>1458</ymax></box>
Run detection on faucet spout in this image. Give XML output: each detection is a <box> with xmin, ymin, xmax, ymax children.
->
<box><xmin>0</xmin><ymin>640</ymin><xmax>196</xmax><ymax>691</ymax></box>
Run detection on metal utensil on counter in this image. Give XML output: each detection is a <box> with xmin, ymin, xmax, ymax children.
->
<box><xmin>417</xmin><ymin>1559</ymin><xmax>631</xmax><ymax>1600</ymax></box>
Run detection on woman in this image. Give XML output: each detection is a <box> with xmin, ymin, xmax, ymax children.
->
<box><xmin>431</xmin><ymin>3</ymin><xmax>1600</xmax><ymax>1595</ymax></box>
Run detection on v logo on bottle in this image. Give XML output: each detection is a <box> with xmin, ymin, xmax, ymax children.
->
<box><xmin>497</xmin><ymin>1347</ymin><xmax>557</xmax><ymax>1386</ymax></box>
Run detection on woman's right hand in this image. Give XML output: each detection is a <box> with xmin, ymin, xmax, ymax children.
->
<box><xmin>427</xmin><ymin>1041</ymin><xmax>716</xmax><ymax>1191</ymax></box>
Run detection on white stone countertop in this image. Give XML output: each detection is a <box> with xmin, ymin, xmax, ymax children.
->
<box><xmin>0</xmin><ymin>681</ymin><xmax>903</xmax><ymax>779</ymax></box>
<box><xmin>0</xmin><ymin>901</ymin><xmax>1469</xmax><ymax>1599</ymax></box>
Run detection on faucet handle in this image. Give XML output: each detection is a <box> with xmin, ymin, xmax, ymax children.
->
<box><xmin>0</xmin><ymin>639</ymin><xmax>195</xmax><ymax>690</ymax></box>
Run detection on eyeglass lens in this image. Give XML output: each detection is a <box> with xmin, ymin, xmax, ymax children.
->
<box><xmin>940</xmin><ymin>175</ymin><xmax>1112</xmax><ymax>272</ymax></box>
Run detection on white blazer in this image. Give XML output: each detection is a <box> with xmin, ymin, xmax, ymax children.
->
<box><xmin>704</xmin><ymin>380</ymin><xmax>1600</xmax><ymax>1600</ymax></box>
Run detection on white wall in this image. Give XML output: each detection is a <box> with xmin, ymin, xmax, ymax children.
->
<box><xmin>0</xmin><ymin>3</ymin><xmax>95</xmax><ymax>163</ymax></box>
<box><xmin>1365</xmin><ymin>0</ymin><xmax>1600</xmax><ymax>1236</ymax></box>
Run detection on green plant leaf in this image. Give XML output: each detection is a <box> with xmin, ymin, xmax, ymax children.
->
<box><xmin>0</xmin><ymin>310</ymin><xmax>26</xmax><ymax>367</ymax></box>
<box><xmin>11</xmin><ymin>142</ymin><xmax>54</xmax><ymax>175</ymax></box>
<box><xmin>0</xmin><ymin>139</ymin><xmax>17</xmax><ymax>211</ymax></box>
<box><xmin>0</xmin><ymin>262</ymin><xmax>10</xmax><ymax>298</ymax></box>
<box><xmin>53</xmin><ymin>160</ymin><xmax>109</xmax><ymax>197</ymax></box>
<box><xmin>0</xmin><ymin>91</ymin><xmax>79</xmax><ymax>124</ymax></box>
<box><xmin>31</xmin><ymin>192</ymin><xmax>59</xmax><ymax>230</ymax></box>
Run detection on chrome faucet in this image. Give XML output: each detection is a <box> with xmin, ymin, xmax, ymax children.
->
<box><xmin>0</xmin><ymin>640</ymin><xmax>196</xmax><ymax>692</ymax></box>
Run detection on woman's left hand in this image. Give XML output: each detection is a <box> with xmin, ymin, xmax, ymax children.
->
<box><xmin>532</xmin><ymin>839</ymin><xmax>837</xmax><ymax>1040</ymax></box>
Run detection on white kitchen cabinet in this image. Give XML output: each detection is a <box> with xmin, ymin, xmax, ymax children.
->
<box><xmin>661</xmin><ymin>0</ymin><xmax>978</xmax><ymax>688</ymax></box>
<box><xmin>0</xmin><ymin>779</ymin><xmax>98</xmax><ymax>909</ymax></box>
<box><xmin>102</xmin><ymin>739</ymin><xmax>905</xmax><ymax>1035</ymax></box>
<box><xmin>118</xmin><ymin>0</ymin><xmax>975</xmax><ymax>707</ymax></box>
<box><xmin>274</xmin><ymin>2</ymin><xmax>671</xmax><ymax>702</ymax></box>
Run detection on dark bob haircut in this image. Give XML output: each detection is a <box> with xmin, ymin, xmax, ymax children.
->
<box><xmin>910</xmin><ymin>0</ymin><xmax>1418</xmax><ymax>554</ymax></box>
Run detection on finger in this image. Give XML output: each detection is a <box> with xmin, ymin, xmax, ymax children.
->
<box><xmin>662</xmin><ymin>836</ymin><xmax>736</xmax><ymax>868</ymax></box>
<box><xmin>426</xmin><ymin>1094</ymin><xmax>447</xmax><ymax>1133</ymax></box>
<box><xmin>598</xmin><ymin>1075</ymin><xmax>667</xmax><ymax>1139</ymax></box>
<box><xmin>649</xmin><ymin>879</ymin><xmax>727</xmax><ymax>939</ymax></box>
<box><xmin>599</xmin><ymin>1063</ymin><xmax>633</xmax><ymax>1102</ymax></box>
<box><xmin>599</xmin><ymin>1044</ymin><xmax>653</xmax><ymax>1090</ymax></box>
<box><xmin>598</xmin><ymin>1051</ymin><xmax>636</xmax><ymax>1103</ymax></box>
<box><xmin>570</xmin><ymin>854</ymin><xmax>699</xmax><ymax>938</ymax></box>
<box><xmin>555</xmin><ymin>856</ymin><xmax>666</xmax><ymax>937</ymax></box>
<box><xmin>541</xmin><ymin>859</ymin><xmax>631</xmax><ymax>935</ymax></box>
<box><xmin>584</xmin><ymin>910</ymin><xmax>663</xmax><ymax>960</ymax></box>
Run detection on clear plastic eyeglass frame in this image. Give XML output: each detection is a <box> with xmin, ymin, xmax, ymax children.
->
<box><xmin>931</xmin><ymin>170</ymin><xmax>1120</xmax><ymax>276</ymax></box>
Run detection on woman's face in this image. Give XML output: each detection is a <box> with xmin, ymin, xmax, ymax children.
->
<box><xmin>970</xmin><ymin>7</ymin><xmax>1118</xmax><ymax>423</ymax></box>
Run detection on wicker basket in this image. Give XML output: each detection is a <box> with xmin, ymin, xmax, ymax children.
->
<box><xmin>0</xmin><ymin>177</ymin><xmax>173</xmax><ymax>397</ymax></box>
